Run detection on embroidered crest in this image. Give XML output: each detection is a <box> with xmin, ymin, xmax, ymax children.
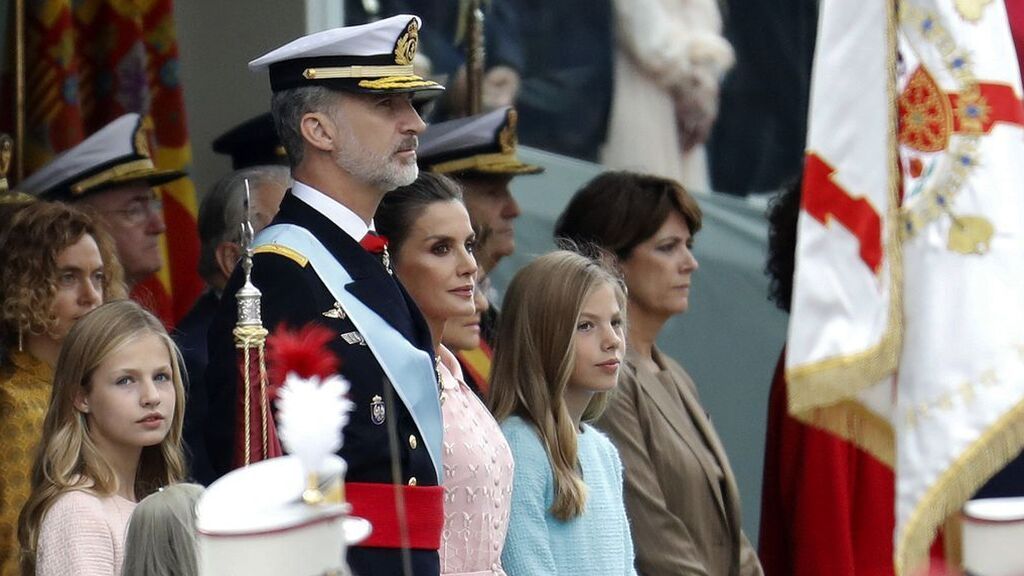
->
<box><xmin>321</xmin><ymin>302</ymin><xmax>347</xmax><ymax>320</ymax></box>
<box><xmin>899</xmin><ymin>66</ymin><xmax>951</xmax><ymax>153</ymax></box>
<box><xmin>498</xmin><ymin>108</ymin><xmax>518</xmax><ymax>154</ymax></box>
<box><xmin>341</xmin><ymin>331</ymin><xmax>367</xmax><ymax>346</ymax></box>
<box><xmin>955</xmin><ymin>0</ymin><xmax>992</xmax><ymax>22</ymax></box>
<box><xmin>393</xmin><ymin>19</ymin><xmax>419</xmax><ymax>66</ymax></box>
<box><xmin>370</xmin><ymin>394</ymin><xmax>386</xmax><ymax>425</ymax></box>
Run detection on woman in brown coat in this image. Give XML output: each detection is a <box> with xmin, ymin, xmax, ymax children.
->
<box><xmin>555</xmin><ymin>171</ymin><xmax>762</xmax><ymax>576</ymax></box>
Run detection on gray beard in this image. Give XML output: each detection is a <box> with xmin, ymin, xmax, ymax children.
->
<box><xmin>333</xmin><ymin>139</ymin><xmax>418</xmax><ymax>192</ymax></box>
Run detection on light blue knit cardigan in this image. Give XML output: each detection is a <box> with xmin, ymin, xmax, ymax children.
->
<box><xmin>500</xmin><ymin>415</ymin><xmax>638</xmax><ymax>575</ymax></box>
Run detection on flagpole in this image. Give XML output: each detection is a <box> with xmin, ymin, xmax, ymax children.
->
<box><xmin>14</xmin><ymin>0</ymin><xmax>25</xmax><ymax>182</ymax></box>
<box><xmin>464</xmin><ymin>0</ymin><xmax>484</xmax><ymax>115</ymax></box>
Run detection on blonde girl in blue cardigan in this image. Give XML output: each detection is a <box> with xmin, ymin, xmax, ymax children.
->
<box><xmin>490</xmin><ymin>250</ymin><xmax>638</xmax><ymax>576</ymax></box>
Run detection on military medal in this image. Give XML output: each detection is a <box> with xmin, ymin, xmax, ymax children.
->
<box><xmin>321</xmin><ymin>302</ymin><xmax>347</xmax><ymax>320</ymax></box>
<box><xmin>341</xmin><ymin>331</ymin><xmax>367</xmax><ymax>346</ymax></box>
<box><xmin>370</xmin><ymin>394</ymin><xmax>386</xmax><ymax>425</ymax></box>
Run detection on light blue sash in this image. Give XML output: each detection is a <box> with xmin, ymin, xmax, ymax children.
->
<box><xmin>254</xmin><ymin>224</ymin><xmax>443</xmax><ymax>479</ymax></box>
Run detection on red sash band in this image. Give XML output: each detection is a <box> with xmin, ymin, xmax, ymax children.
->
<box><xmin>346</xmin><ymin>482</ymin><xmax>443</xmax><ymax>550</ymax></box>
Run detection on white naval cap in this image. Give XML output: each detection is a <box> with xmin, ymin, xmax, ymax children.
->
<box><xmin>418</xmin><ymin>106</ymin><xmax>544</xmax><ymax>176</ymax></box>
<box><xmin>16</xmin><ymin>113</ymin><xmax>184</xmax><ymax>201</ymax></box>
<box><xmin>249</xmin><ymin>14</ymin><xmax>444</xmax><ymax>96</ymax></box>
<box><xmin>962</xmin><ymin>497</ymin><xmax>1024</xmax><ymax>576</ymax></box>
<box><xmin>195</xmin><ymin>455</ymin><xmax>370</xmax><ymax>576</ymax></box>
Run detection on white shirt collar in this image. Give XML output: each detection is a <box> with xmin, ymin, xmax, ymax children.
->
<box><xmin>291</xmin><ymin>180</ymin><xmax>372</xmax><ymax>242</ymax></box>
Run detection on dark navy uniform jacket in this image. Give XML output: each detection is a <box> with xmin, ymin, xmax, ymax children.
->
<box><xmin>174</xmin><ymin>289</ymin><xmax>219</xmax><ymax>485</ymax></box>
<box><xmin>204</xmin><ymin>192</ymin><xmax>441</xmax><ymax>576</ymax></box>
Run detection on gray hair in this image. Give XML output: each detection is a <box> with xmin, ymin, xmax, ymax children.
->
<box><xmin>121</xmin><ymin>483</ymin><xmax>204</xmax><ymax>576</ymax></box>
<box><xmin>197</xmin><ymin>165</ymin><xmax>291</xmax><ymax>283</ymax></box>
<box><xmin>270</xmin><ymin>86</ymin><xmax>340</xmax><ymax>168</ymax></box>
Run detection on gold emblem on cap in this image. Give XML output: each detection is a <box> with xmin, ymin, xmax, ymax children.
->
<box><xmin>133</xmin><ymin>116</ymin><xmax>155</xmax><ymax>159</ymax></box>
<box><xmin>394</xmin><ymin>19</ymin><xmax>419</xmax><ymax>65</ymax></box>
<box><xmin>499</xmin><ymin>108</ymin><xmax>519</xmax><ymax>155</ymax></box>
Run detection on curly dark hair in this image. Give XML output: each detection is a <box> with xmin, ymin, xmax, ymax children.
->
<box><xmin>765</xmin><ymin>177</ymin><xmax>802</xmax><ymax>313</ymax></box>
<box><xmin>0</xmin><ymin>201</ymin><xmax>126</xmax><ymax>367</ymax></box>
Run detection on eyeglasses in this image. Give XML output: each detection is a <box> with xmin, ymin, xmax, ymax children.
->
<box><xmin>103</xmin><ymin>195</ymin><xmax>163</xmax><ymax>227</ymax></box>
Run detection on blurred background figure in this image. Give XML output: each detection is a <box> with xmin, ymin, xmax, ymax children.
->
<box><xmin>601</xmin><ymin>0</ymin><xmax>734</xmax><ymax>192</ymax></box>
<box><xmin>211</xmin><ymin>113</ymin><xmax>290</xmax><ymax>171</ymax></box>
<box><xmin>377</xmin><ymin>172</ymin><xmax>513</xmax><ymax>576</ymax></box>
<box><xmin>487</xmin><ymin>1</ymin><xmax>614</xmax><ymax>161</ymax></box>
<box><xmin>0</xmin><ymin>201</ymin><xmax>125</xmax><ymax>576</ymax></box>
<box><xmin>344</xmin><ymin>0</ymin><xmax>523</xmax><ymax>120</ymax></box>
<box><xmin>16</xmin><ymin>114</ymin><xmax>185</xmax><ymax>292</ymax></box>
<box><xmin>555</xmin><ymin>171</ymin><xmax>762</xmax><ymax>576</ymax></box>
<box><xmin>121</xmin><ymin>483</ymin><xmax>204</xmax><ymax>576</ymax></box>
<box><xmin>18</xmin><ymin>300</ymin><xmax>186</xmax><ymax>576</ymax></box>
<box><xmin>708</xmin><ymin>0</ymin><xmax>818</xmax><ymax>194</ymax></box>
<box><xmin>176</xmin><ymin>164</ymin><xmax>289</xmax><ymax>485</ymax></box>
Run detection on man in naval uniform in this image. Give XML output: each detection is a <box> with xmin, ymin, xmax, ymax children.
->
<box><xmin>203</xmin><ymin>15</ymin><xmax>446</xmax><ymax>576</ymax></box>
<box><xmin>16</xmin><ymin>113</ymin><xmax>183</xmax><ymax>289</ymax></box>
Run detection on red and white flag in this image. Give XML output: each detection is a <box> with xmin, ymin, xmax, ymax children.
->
<box><xmin>787</xmin><ymin>0</ymin><xmax>1024</xmax><ymax>573</ymax></box>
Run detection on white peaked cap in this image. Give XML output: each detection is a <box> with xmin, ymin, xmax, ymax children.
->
<box><xmin>195</xmin><ymin>455</ymin><xmax>369</xmax><ymax>576</ymax></box>
<box><xmin>248</xmin><ymin>14</ymin><xmax>443</xmax><ymax>96</ymax></box>
<box><xmin>17</xmin><ymin>113</ymin><xmax>184</xmax><ymax>200</ymax></box>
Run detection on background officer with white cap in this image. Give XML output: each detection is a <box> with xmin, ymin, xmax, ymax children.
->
<box><xmin>204</xmin><ymin>15</ymin><xmax>446</xmax><ymax>576</ymax></box>
<box><xmin>16</xmin><ymin>113</ymin><xmax>183</xmax><ymax>289</ymax></box>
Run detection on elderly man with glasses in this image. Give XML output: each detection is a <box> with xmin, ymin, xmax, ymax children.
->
<box><xmin>17</xmin><ymin>113</ymin><xmax>185</xmax><ymax>288</ymax></box>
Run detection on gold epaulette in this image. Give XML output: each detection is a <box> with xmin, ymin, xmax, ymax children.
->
<box><xmin>253</xmin><ymin>244</ymin><xmax>309</xmax><ymax>267</ymax></box>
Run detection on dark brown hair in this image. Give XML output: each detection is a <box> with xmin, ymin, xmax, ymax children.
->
<box><xmin>376</xmin><ymin>172</ymin><xmax>464</xmax><ymax>257</ymax></box>
<box><xmin>554</xmin><ymin>171</ymin><xmax>703</xmax><ymax>260</ymax></box>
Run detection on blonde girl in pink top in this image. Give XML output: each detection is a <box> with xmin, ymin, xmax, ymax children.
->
<box><xmin>377</xmin><ymin>173</ymin><xmax>514</xmax><ymax>575</ymax></box>
<box><xmin>17</xmin><ymin>300</ymin><xmax>186</xmax><ymax>576</ymax></box>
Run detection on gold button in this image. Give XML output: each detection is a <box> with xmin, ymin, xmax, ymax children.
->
<box><xmin>409</xmin><ymin>435</ymin><xmax>418</xmax><ymax>450</ymax></box>
<box><xmin>408</xmin><ymin>477</ymin><xmax>417</xmax><ymax>486</ymax></box>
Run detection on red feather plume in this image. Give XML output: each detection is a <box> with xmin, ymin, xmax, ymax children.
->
<box><xmin>267</xmin><ymin>323</ymin><xmax>341</xmax><ymax>396</ymax></box>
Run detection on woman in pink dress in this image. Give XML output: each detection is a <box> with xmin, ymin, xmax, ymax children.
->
<box><xmin>377</xmin><ymin>172</ymin><xmax>514</xmax><ymax>575</ymax></box>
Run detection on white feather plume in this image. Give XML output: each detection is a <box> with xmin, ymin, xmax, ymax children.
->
<box><xmin>275</xmin><ymin>373</ymin><xmax>355</xmax><ymax>475</ymax></box>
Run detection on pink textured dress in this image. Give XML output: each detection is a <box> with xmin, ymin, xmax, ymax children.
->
<box><xmin>36</xmin><ymin>490</ymin><xmax>136</xmax><ymax>576</ymax></box>
<box><xmin>437</xmin><ymin>346</ymin><xmax>514</xmax><ymax>576</ymax></box>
